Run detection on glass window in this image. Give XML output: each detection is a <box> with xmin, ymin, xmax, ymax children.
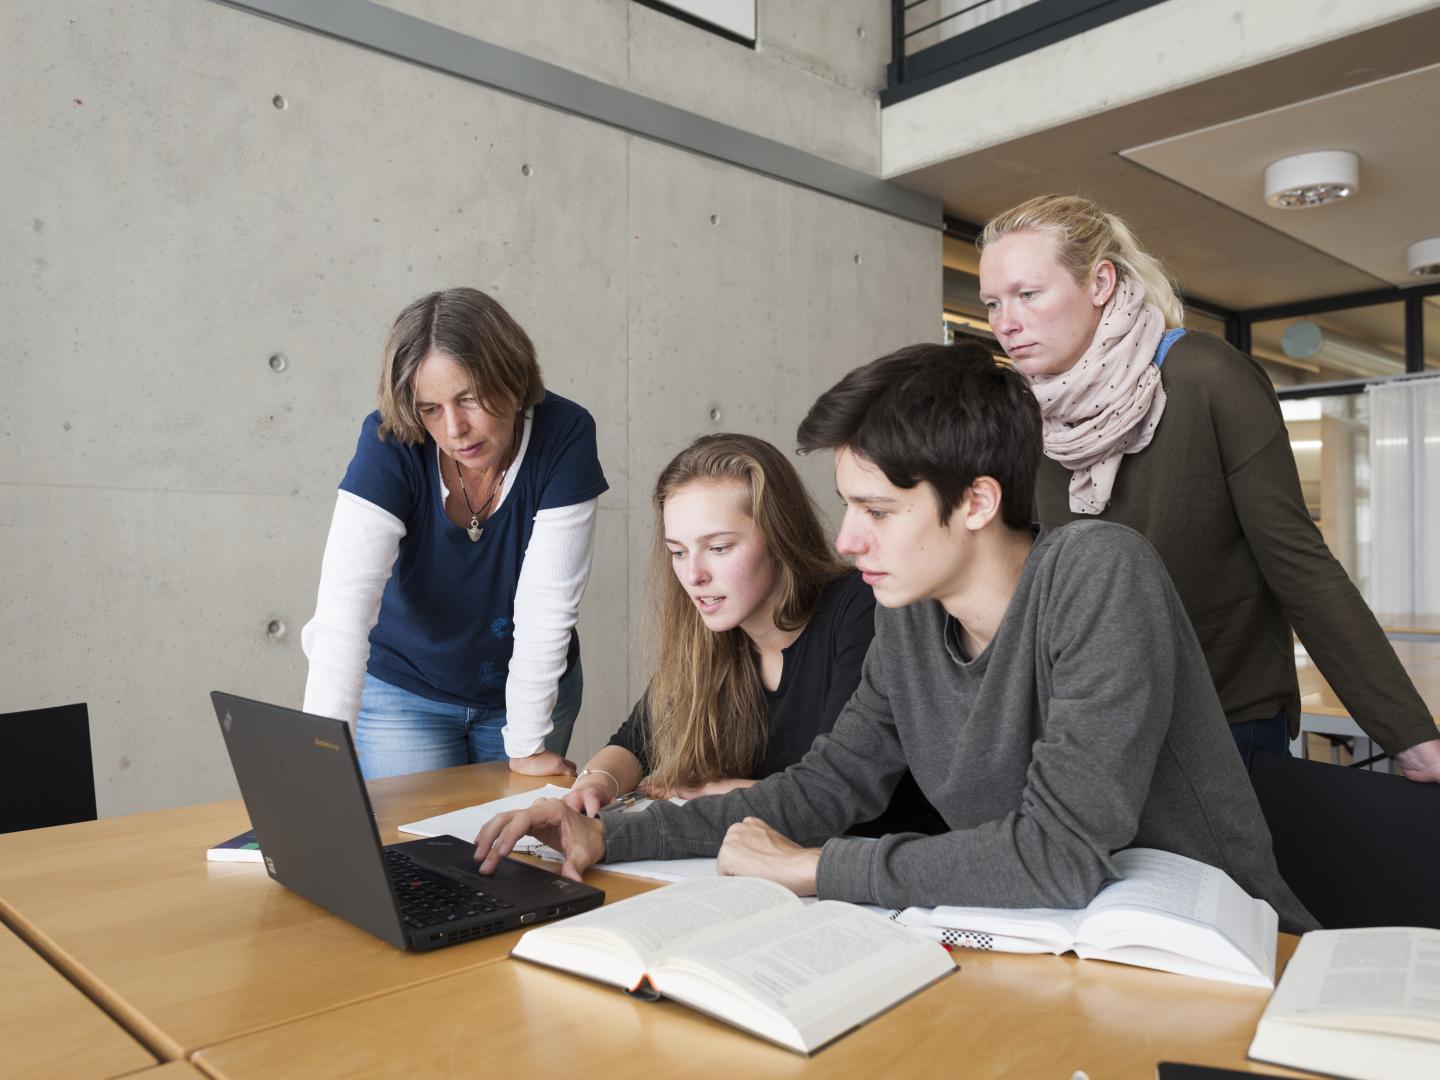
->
<box><xmin>1425</xmin><ymin>296</ymin><xmax>1440</xmax><ymax>371</ymax></box>
<box><xmin>1252</xmin><ymin>303</ymin><xmax>1406</xmax><ymax>388</ymax></box>
<box><xmin>1280</xmin><ymin>392</ymin><xmax>1372</xmax><ymax>593</ymax></box>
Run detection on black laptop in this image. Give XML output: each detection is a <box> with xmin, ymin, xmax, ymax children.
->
<box><xmin>211</xmin><ymin>691</ymin><xmax>603</xmax><ymax>952</ymax></box>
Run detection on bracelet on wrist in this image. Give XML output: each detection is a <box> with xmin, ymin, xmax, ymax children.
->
<box><xmin>576</xmin><ymin>767</ymin><xmax>621</xmax><ymax>801</ymax></box>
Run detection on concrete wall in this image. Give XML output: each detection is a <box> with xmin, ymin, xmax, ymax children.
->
<box><xmin>0</xmin><ymin>0</ymin><xmax>938</xmax><ymax>817</ymax></box>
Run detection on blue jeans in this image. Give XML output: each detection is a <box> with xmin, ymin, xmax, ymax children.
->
<box><xmin>1231</xmin><ymin>709</ymin><xmax>1291</xmax><ymax>773</ymax></box>
<box><xmin>355</xmin><ymin>662</ymin><xmax>582</xmax><ymax>780</ymax></box>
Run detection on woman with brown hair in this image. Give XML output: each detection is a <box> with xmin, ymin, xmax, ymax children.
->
<box><xmin>976</xmin><ymin>194</ymin><xmax>1440</xmax><ymax>780</ymax></box>
<box><xmin>563</xmin><ymin>433</ymin><xmax>939</xmax><ymax>832</ymax></box>
<box><xmin>301</xmin><ymin>287</ymin><xmax>607</xmax><ymax>779</ymax></box>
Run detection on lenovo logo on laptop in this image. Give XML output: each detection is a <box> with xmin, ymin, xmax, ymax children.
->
<box><xmin>313</xmin><ymin>736</ymin><xmax>341</xmax><ymax>751</ymax></box>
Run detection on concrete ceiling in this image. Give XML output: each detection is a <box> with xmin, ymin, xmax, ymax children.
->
<box><xmin>889</xmin><ymin>6</ymin><xmax>1440</xmax><ymax>315</ymax></box>
<box><xmin>1123</xmin><ymin>62</ymin><xmax>1440</xmax><ymax>289</ymax></box>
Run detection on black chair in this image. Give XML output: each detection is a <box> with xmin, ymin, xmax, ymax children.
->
<box><xmin>1250</xmin><ymin>751</ymin><xmax>1440</xmax><ymax>930</ymax></box>
<box><xmin>0</xmin><ymin>702</ymin><xmax>98</xmax><ymax>834</ymax></box>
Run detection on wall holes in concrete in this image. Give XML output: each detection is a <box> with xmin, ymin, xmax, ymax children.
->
<box><xmin>521</xmin><ymin>164</ymin><xmax>533</xmax><ymax>177</ymax></box>
<box><xmin>272</xmin><ymin>94</ymin><xmax>288</xmax><ymax>110</ymax></box>
<box><xmin>708</xmin><ymin>407</ymin><xmax>722</xmax><ymax>423</ymax></box>
<box><xmin>709</xmin><ymin>214</ymin><xmax>720</xmax><ymax>226</ymax></box>
<box><xmin>266</xmin><ymin>618</ymin><xmax>287</xmax><ymax>642</ymax></box>
<box><xmin>857</xmin><ymin>26</ymin><xmax>866</xmax><ymax>38</ymax></box>
<box><xmin>854</xmin><ymin>254</ymin><xmax>863</xmax><ymax>265</ymax></box>
<box><xmin>269</xmin><ymin>353</ymin><xmax>288</xmax><ymax>373</ymax></box>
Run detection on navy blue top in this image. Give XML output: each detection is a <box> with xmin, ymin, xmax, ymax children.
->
<box><xmin>339</xmin><ymin>391</ymin><xmax>608</xmax><ymax>708</ymax></box>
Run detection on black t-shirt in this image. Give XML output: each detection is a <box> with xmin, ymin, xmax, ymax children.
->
<box><xmin>609</xmin><ymin>571</ymin><xmax>945</xmax><ymax>835</ymax></box>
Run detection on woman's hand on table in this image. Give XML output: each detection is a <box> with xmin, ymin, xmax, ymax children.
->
<box><xmin>509</xmin><ymin>750</ymin><xmax>578</xmax><ymax>778</ymax></box>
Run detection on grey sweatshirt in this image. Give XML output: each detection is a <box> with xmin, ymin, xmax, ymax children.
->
<box><xmin>602</xmin><ymin>521</ymin><xmax>1315</xmax><ymax>933</ymax></box>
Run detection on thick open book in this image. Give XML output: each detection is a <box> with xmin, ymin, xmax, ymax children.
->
<box><xmin>1248</xmin><ymin>928</ymin><xmax>1440</xmax><ymax>1079</ymax></box>
<box><xmin>895</xmin><ymin>848</ymin><xmax>1277</xmax><ymax>987</ymax></box>
<box><xmin>510</xmin><ymin>876</ymin><xmax>953</xmax><ymax>1054</ymax></box>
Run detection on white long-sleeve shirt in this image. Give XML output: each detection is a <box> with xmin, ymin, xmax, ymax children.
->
<box><xmin>302</xmin><ymin>415</ymin><xmax>599</xmax><ymax>757</ymax></box>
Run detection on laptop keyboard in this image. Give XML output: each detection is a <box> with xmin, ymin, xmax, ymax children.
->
<box><xmin>383</xmin><ymin>848</ymin><xmax>514</xmax><ymax>929</ymax></box>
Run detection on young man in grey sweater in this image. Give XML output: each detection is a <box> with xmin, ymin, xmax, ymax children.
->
<box><xmin>476</xmin><ymin>343</ymin><xmax>1314</xmax><ymax>932</ymax></box>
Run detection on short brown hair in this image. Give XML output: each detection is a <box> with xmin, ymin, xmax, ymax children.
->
<box><xmin>377</xmin><ymin>288</ymin><xmax>544</xmax><ymax>443</ymax></box>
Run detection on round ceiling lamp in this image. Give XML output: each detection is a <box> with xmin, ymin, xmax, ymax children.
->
<box><xmin>1263</xmin><ymin>150</ymin><xmax>1359</xmax><ymax>209</ymax></box>
<box><xmin>1407</xmin><ymin>237</ymin><xmax>1440</xmax><ymax>277</ymax></box>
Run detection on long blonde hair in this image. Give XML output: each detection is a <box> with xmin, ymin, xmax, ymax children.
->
<box><xmin>978</xmin><ymin>195</ymin><xmax>1185</xmax><ymax>328</ymax></box>
<box><xmin>643</xmin><ymin>434</ymin><xmax>848</xmax><ymax>795</ymax></box>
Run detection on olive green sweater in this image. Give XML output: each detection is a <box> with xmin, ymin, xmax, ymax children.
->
<box><xmin>1035</xmin><ymin>331</ymin><xmax>1433</xmax><ymax>755</ymax></box>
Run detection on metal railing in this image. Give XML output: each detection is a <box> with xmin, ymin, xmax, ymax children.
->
<box><xmin>885</xmin><ymin>0</ymin><xmax>1168</xmax><ymax>106</ymax></box>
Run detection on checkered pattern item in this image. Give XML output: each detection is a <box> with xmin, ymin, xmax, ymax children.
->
<box><xmin>939</xmin><ymin>929</ymin><xmax>995</xmax><ymax>950</ymax></box>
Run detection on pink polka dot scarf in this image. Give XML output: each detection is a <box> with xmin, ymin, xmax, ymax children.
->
<box><xmin>1027</xmin><ymin>276</ymin><xmax>1168</xmax><ymax>515</ymax></box>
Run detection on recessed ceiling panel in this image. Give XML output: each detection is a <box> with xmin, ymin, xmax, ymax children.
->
<box><xmin>1122</xmin><ymin>63</ymin><xmax>1440</xmax><ymax>287</ymax></box>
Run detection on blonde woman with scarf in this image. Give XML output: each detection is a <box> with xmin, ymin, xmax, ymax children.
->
<box><xmin>977</xmin><ymin>194</ymin><xmax>1440</xmax><ymax>782</ymax></box>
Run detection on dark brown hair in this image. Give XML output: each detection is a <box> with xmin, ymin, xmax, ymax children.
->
<box><xmin>796</xmin><ymin>341</ymin><xmax>1040</xmax><ymax>530</ymax></box>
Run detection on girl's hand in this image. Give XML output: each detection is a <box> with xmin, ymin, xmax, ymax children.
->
<box><xmin>561</xmin><ymin>778</ymin><xmax>614</xmax><ymax>817</ymax></box>
<box><xmin>657</xmin><ymin>777</ymin><xmax>759</xmax><ymax>800</ymax></box>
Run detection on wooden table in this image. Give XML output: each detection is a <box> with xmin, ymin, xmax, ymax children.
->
<box><xmin>2</xmin><ymin>762</ymin><xmax>1309</xmax><ymax>1078</ymax></box>
<box><xmin>0</xmin><ymin>765</ymin><xmax>652</xmax><ymax>1061</ymax></box>
<box><xmin>0</xmin><ymin>918</ymin><xmax>158</xmax><ymax>1079</ymax></box>
<box><xmin>1376</xmin><ymin>612</ymin><xmax>1440</xmax><ymax>638</ymax></box>
<box><xmin>1294</xmin><ymin>639</ymin><xmax>1440</xmax><ymax>767</ymax></box>
<box><xmin>192</xmin><ymin>927</ymin><xmax>1307</xmax><ymax>1079</ymax></box>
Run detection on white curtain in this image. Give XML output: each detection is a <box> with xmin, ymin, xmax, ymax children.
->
<box><xmin>1367</xmin><ymin>376</ymin><xmax>1440</xmax><ymax>615</ymax></box>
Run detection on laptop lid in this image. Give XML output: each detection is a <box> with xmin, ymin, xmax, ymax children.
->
<box><xmin>211</xmin><ymin>691</ymin><xmax>408</xmax><ymax>949</ymax></box>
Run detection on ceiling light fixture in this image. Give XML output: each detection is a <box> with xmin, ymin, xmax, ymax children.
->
<box><xmin>1406</xmin><ymin>237</ymin><xmax>1440</xmax><ymax>277</ymax></box>
<box><xmin>1263</xmin><ymin>150</ymin><xmax>1359</xmax><ymax>209</ymax></box>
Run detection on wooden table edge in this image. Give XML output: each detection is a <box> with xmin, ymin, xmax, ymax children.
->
<box><xmin>1</xmin><ymin>894</ymin><xmax>180</xmax><ymax>1062</ymax></box>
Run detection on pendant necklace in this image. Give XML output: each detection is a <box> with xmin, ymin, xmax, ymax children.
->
<box><xmin>453</xmin><ymin>418</ymin><xmax>521</xmax><ymax>542</ymax></box>
<box><xmin>456</xmin><ymin>459</ymin><xmax>503</xmax><ymax>542</ymax></box>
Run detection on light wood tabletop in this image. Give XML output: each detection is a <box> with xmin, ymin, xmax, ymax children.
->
<box><xmin>0</xmin><ymin>763</ymin><xmax>654</xmax><ymax>1061</ymax></box>
<box><xmin>1295</xmin><ymin>637</ymin><xmax>1440</xmax><ymax>723</ymax></box>
<box><xmin>0</xmin><ymin>917</ymin><xmax>158</xmax><ymax>1079</ymax></box>
<box><xmin>1375</xmin><ymin>612</ymin><xmax>1440</xmax><ymax>637</ymax></box>
<box><xmin>192</xmin><ymin>928</ymin><xmax>1309</xmax><ymax>1079</ymax></box>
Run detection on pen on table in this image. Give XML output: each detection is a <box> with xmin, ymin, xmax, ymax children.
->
<box><xmin>614</xmin><ymin>790</ymin><xmax>644</xmax><ymax>810</ymax></box>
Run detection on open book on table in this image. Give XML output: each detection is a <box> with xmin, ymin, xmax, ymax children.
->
<box><xmin>511</xmin><ymin>876</ymin><xmax>953</xmax><ymax>1055</ymax></box>
<box><xmin>1248</xmin><ymin>927</ymin><xmax>1440</xmax><ymax>1079</ymax></box>
<box><xmin>894</xmin><ymin>848</ymin><xmax>1277</xmax><ymax>987</ymax></box>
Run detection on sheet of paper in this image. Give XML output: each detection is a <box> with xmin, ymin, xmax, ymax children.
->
<box><xmin>398</xmin><ymin>784</ymin><xmax>572</xmax><ymax>847</ymax></box>
<box><xmin>594</xmin><ymin>856</ymin><xmax>718</xmax><ymax>882</ymax></box>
